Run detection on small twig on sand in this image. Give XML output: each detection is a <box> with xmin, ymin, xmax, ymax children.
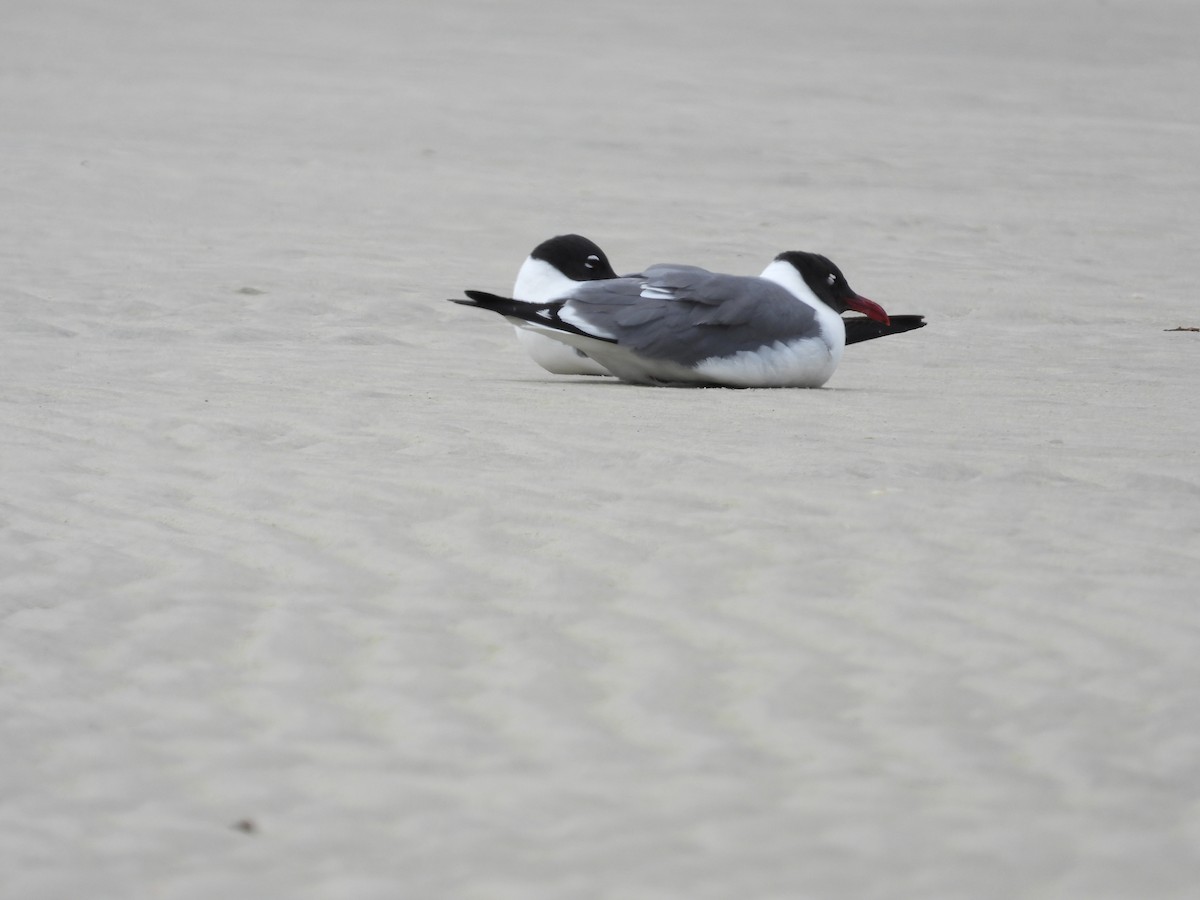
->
<box><xmin>1164</xmin><ymin>326</ymin><xmax>1200</xmax><ymax>332</ymax></box>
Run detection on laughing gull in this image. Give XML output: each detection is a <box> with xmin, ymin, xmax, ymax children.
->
<box><xmin>502</xmin><ymin>234</ymin><xmax>924</xmax><ymax>378</ymax></box>
<box><xmin>512</xmin><ymin>234</ymin><xmax>617</xmax><ymax>376</ymax></box>
<box><xmin>452</xmin><ymin>251</ymin><xmax>895</xmax><ymax>387</ymax></box>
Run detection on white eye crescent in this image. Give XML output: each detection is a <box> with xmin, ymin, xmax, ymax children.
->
<box><xmin>585</xmin><ymin>254</ymin><xmax>600</xmax><ymax>269</ymax></box>
<box><xmin>826</xmin><ymin>274</ymin><xmax>837</xmax><ymax>285</ymax></box>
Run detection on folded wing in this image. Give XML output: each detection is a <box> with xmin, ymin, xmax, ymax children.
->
<box><xmin>562</xmin><ymin>265</ymin><xmax>822</xmax><ymax>367</ymax></box>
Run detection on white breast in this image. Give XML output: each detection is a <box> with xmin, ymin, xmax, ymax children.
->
<box><xmin>693</xmin><ymin>337</ymin><xmax>841</xmax><ymax>388</ymax></box>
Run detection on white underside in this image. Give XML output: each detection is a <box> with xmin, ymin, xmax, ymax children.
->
<box><xmin>694</xmin><ymin>337</ymin><xmax>842</xmax><ymax>387</ymax></box>
<box><xmin>513</xmin><ymin>328</ymin><xmax>612</xmax><ymax>376</ymax></box>
<box><xmin>517</xmin><ymin>323</ymin><xmax>843</xmax><ymax>387</ymax></box>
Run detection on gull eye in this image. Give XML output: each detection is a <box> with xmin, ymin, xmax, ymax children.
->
<box><xmin>585</xmin><ymin>254</ymin><xmax>600</xmax><ymax>269</ymax></box>
<box><xmin>826</xmin><ymin>274</ymin><xmax>837</xmax><ymax>286</ymax></box>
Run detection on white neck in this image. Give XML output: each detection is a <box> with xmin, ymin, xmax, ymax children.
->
<box><xmin>759</xmin><ymin>259</ymin><xmax>824</xmax><ymax>308</ymax></box>
<box><xmin>759</xmin><ymin>259</ymin><xmax>845</xmax><ymax>353</ymax></box>
<box><xmin>513</xmin><ymin>257</ymin><xmax>577</xmax><ymax>303</ymax></box>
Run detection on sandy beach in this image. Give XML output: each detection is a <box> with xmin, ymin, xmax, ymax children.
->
<box><xmin>3</xmin><ymin>1</ymin><xmax>1199</xmax><ymax>897</ymax></box>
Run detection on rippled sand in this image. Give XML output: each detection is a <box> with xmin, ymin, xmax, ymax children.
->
<box><xmin>3</xmin><ymin>1</ymin><xmax>1199</xmax><ymax>897</ymax></box>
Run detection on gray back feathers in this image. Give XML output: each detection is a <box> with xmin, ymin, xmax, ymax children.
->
<box><xmin>564</xmin><ymin>265</ymin><xmax>822</xmax><ymax>367</ymax></box>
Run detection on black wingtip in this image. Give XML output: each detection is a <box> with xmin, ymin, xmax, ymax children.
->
<box><xmin>464</xmin><ymin>290</ymin><xmax>501</xmax><ymax>303</ymax></box>
<box><xmin>446</xmin><ymin>290</ymin><xmax>529</xmax><ymax>321</ymax></box>
<box><xmin>844</xmin><ymin>314</ymin><xmax>927</xmax><ymax>346</ymax></box>
<box><xmin>447</xmin><ymin>290</ymin><xmax>513</xmax><ymax>308</ymax></box>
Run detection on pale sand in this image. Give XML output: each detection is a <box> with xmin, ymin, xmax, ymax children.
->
<box><xmin>3</xmin><ymin>1</ymin><xmax>1200</xmax><ymax>897</ymax></box>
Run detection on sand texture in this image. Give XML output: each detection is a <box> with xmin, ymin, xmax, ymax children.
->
<box><xmin>3</xmin><ymin>1</ymin><xmax>1200</xmax><ymax>897</ymax></box>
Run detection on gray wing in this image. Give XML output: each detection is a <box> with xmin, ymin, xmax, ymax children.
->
<box><xmin>562</xmin><ymin>265</ymin><xmax>821</xmax><ymax>367</ymax></box>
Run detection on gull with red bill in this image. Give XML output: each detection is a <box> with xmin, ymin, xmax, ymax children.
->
<box><xmin>453</xmin><ymin>249</ymin><xmax>899</xmax><ymax>388</ymax></box>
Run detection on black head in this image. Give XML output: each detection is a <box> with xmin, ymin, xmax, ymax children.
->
<box><xmin>774</xmin><ymin>250</ymin><xmax>890</xmax><ymax>323</ymax></box>
<box><xmin>773</xmin><ymin>251</ymin><xmax>857</xmax><ymax>311</ymax></box>
<box><xmin>529</xmin><ymin>233</ymin><xmax>618</xmax><ymax>282</ymax></box>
